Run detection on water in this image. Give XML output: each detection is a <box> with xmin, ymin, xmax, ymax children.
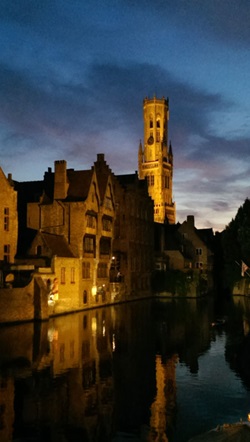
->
<box><xmin>1</xmin><ymin>296</ymin><xmax>250</xmax><ymax>441</ymax></box>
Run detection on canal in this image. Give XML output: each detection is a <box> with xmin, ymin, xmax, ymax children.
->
<box><xmin>1</xmin><ymin>295</ymin><xmax>250</xmax><ymax>441</ymax></box>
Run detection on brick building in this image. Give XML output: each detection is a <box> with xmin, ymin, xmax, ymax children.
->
<box><xmin>0</xmin><ymin>168</ymin><xmax>18</xmax><ymax>286</ymax></box>
<box><xmin>13</xmin><ymin>154</ymin><xmax>154</xmax><ymax>313</ymax></box>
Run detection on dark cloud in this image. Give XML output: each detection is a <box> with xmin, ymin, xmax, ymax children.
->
<box><xmin>1</xmin><ymin>0</ymin><xmax>250</xmax><ymax>229</ymax></box>
<box><xmin>122</xmin><ymin>0</ymin><xmax>250</xmax><ymax>47</ymax></box>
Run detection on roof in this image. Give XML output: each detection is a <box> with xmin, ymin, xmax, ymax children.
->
<box><xmin>66</xmin><ymin>169</ymin><xmax>93</xmax><ymax>201</ymax></box>
<box><xmin>39</xmin><ymin>232</ymin><xmax>75</xmax><ymax>257</ymax></box>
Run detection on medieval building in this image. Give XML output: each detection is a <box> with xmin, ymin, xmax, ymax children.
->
<box><xmin>0</xmin><ymin>168</ymin><xmax>18</xmax><ymax>286</ymax></box>
<box><xmin>12</xmin><ymin>154</ymin><xmax>154</xmax><ymax>315</ymax></box>
<box><xmin>138</xmin><ymin>96</ymin><xmax>176</xmax><ymax>224</ymax></box>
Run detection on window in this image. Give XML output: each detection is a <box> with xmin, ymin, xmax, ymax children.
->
<box><xmin>3</xmin><ymin>245</ymin><xmax>10</xmax><ymax>263</ymax></box>
<box><xmin>156</xmin><ymin>119</ymin><xmax>160</xmax><ymax>128</ymax></box>
<box><xmin>97</xmin><ymin>263</ymin><xmax>108</xmax><ymax>278</ymax></box>
<box><xmin>84</xmin><ymin>235</ymin><xmax>95</xmax><ymax>253</ymax></box>
<box><xmin>100</xmin><ymin>237</ymin><xmax>111</xmax><ymax>255</ymax></box>
<box><xmin>61</xmin><ymin>267</ymin><xmax>66</xmax><ymax>284</ymax></box>
<box><xmin>102</xmin><ymin>217</ymin><xmax>112</xmax><ymax>231</ymax></box>
<box><xmin>105</xmin><ymin>196</ymin><xmax>112</xmax><ymax>210</ymax></box>
<box><xmin>164</xmin><ymin>176</ymin><xmax>169</xmax><ymax>189</ymax></box>
<box><xmin>86</xmin><ymin>215</ymin><xmax>95</xmax><ymax>228</ymax></box>
<box><xmin>146</xmin><ymin>175</ymin><xmax>154</xmax><ymax>186</ymax></box>
<box><xmin>195</xmin><ymin>262</ymin><xmax>203</xmax><ymax>269</ymax></box>
<box><xmin>71</xmin><ymin>267</ymin><xmax>75</xmax><ymax>283</ymax></box>
<box><xmin>149</xmin><ymin>119</ymin><xmax>153</xmax><ymax>128</ymax></box>
<box><xmin>196</xmin><ymin>248</ymin><xmax>202</xmax><ymax>255</ymax></box>
<box><xmin>82</xmin><ymin>262</ymin><xmax>90</xmax><ymax>279</ymax></box>
<box><xmin>83</xmin><ymin>291</ymin><xmax>88</xmax><ymax>305</ymax></box>
<box><xmin>4</xmin><ymin>208</ymin><xmax>9</xmax><ymax>231</ymax></box>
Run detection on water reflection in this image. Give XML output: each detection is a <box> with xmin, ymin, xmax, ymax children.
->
<box><xmin>0</xmin><ymin>297</ymin><xmax>250</xmax><ymax>441</ymax></box>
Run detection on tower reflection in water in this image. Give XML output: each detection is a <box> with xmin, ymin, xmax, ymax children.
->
<box><xmin>0</xmin><ymin>297</ymin><xmax>232</xmax><ymax>442</ymax></box>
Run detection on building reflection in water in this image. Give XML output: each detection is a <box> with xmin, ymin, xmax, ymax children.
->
<box><xmin>148</xmin><ymin>354</ymin><xmax>178</xmax><ymax>442</ymax></box>
<box><xmin>0</xmin><ymin>297</ymin><xmax>227</xmax><ymax>442</ymax></box>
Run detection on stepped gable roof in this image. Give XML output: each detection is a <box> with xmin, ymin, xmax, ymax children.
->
<box><xmin>66</xmin><ymin>169</ymin><xmax>93</xmax><ymax>201</ymax></box>
<box><xmin>95</xmin><ymin>169</ymin><xmax>109</xmax><ymax>202</ymax></box>
<box><xmin>93</xmin><ymin>154</ymin><xmax>113</xmax><ymax>202</ymax></box>
<box><xmin>40</xmin><ymin>232</ymin><xmax>75</xmax><ymax>257</ymax></box>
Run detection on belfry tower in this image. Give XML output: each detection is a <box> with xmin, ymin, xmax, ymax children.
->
<box><xmin>138</xmin><ymin>96</ymin><xmax>176</xmax><ymax>224</ymax></box>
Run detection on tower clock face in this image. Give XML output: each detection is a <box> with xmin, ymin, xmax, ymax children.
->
<box><xmin>147</xmin><ymin>136</ymin><xmax>154</xmax><ymax>145</ymax></box>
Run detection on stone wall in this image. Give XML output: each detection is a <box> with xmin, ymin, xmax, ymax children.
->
<box><xmin>0</xmin><ymin>277</ymin><xmax>49</xmax><ymax>324</ymax></box>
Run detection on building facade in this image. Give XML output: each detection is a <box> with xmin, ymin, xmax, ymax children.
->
<box><xmin>13</xmin><ymin>154</ymin><xmax>154</xmax><ymax>314</ymax></box>
<box><xmin>0</xmin><ymin>168</ymin><xmax>18</xmax><ymax>278</ymax></box>
<box><xmin>138</xmin><ymin>96</ymin><xmax>176</xmax><ymax>224</ymax></box>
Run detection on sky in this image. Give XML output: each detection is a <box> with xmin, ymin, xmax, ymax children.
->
<box><xmin>1</xmin><ymin>0</ymin><xmax>250</xmax><ymax>232</ymax></box>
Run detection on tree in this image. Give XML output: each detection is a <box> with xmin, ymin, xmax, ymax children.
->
<box><xmin>222</xmin><ymin>198</ymin><xmax>250</xmax><ymax>290</ymax></box>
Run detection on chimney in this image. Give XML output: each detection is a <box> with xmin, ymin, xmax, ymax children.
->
<box><xmin>187</xmin><ymin>215</ymin><xmax>195</xmax><ymax>227</ymax></box>
<box><xmin>54</xmin><ymin>160</ymin><xmax>68</xmax><ymax>200</ymax></box>
<box><xmin>97</xmin><ymin>153</ymin><xmax>105</xmax><ymax>162</ymax></box>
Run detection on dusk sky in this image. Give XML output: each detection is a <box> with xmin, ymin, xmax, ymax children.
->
<box><xmin>1</xmin><ymin>0</ymin><xmax>250</xmax><ymax>232</ymax></box>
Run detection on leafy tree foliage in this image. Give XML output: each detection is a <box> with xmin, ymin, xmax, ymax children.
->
<box><xmin>222</xmin><ymin>198</ymin><xmax>250</xmax><ymax>289</ymax></box>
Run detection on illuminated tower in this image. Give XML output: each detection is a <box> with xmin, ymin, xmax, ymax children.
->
<box><xmin>138</xmin><ymin>96</ymin><xmax>176</xmax><ymax>224</ymax></box>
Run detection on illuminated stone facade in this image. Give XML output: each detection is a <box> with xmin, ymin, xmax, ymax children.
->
<box><xmin>0</xmin><ymin>168</ymin><xmax>18</xmax><ymax>268</ymax></box>
<box><xmin>14</xmin><ymin>154</ymin><xmax>154</xmax><ymax>313</ymax></box>
<box><xmin>138</xmin><ymin>96</ymin><xmax>176</xmax><ymax>224</ymax></box>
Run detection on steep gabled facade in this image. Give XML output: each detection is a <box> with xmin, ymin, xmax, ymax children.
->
<box><xmin>13</xmin><ymin>153</ymin><xmax>154</xmax><ymax>313</ymax></box>
<box><xmin>178</xmin><ymin>215</ymin><xmax>214</xmax><ymax>273</ymax></box>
